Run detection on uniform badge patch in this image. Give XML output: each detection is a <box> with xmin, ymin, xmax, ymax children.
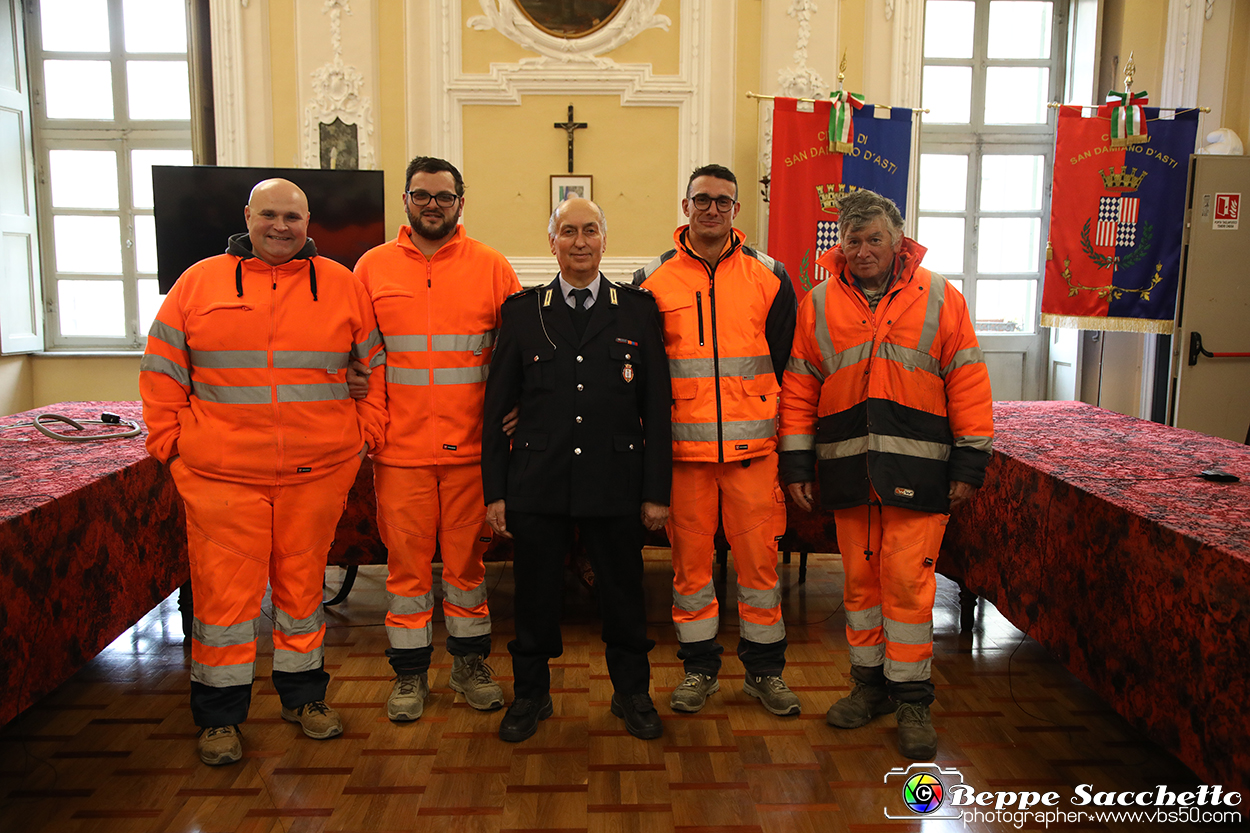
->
<box><xmin>622</xmin><ymin>362</ymin><xmax>634</xmax><ymax>383</ymax></box>
<box><xmin>894</xmin><ymin>487</ymin><xmax>915</xmax><ymax>499</ymax></box>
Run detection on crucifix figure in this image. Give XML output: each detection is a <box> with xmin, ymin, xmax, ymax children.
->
<box><xmin>553</xmin><ymin>104</ymin><xmax>587</xmax><ymax>174</ymax></box>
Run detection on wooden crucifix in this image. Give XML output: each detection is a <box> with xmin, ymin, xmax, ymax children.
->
<box><xmin>553</xmin><ymin>104</ymin><xmax>587</xmax><ymax>174</ymax></box>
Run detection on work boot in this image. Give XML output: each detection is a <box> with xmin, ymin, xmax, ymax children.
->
<box><xmin>281</xmin><ymin>700</ymin><xmax>343</xmax><ymax>739</ymax></box>
<box><xmin>743</xmin><ymin>673</ymin><xmax>801</xmax><ymax>716</ymax></box>
<box><xmin>450</xmin><ymin>655</ymin><xmax>504</xmax><ymax>711</ymax></box>
<box><xmin>197</xmin><ymin>725</ymin><xmax>242</xmax><ymax>766</ymax></box>
<box><xmin>499</xmin><ymin>695</ymin><xmax>554</xmax><ymax>743</ymax></box>
<box><xmin>895</xmin><ymin>701</ymin><xmax>938</xmax><ymax>759</ymax></box>
<box><xmin>610</xmin><ymin>692</ymin><xmax>663</xmax><ymax>740</ymax></box>
<box><xmin>826</xmin><ymin>680</ymin><xmax>892</xmax><ymax>728</ymax></box>
<box><xmin>387</xmin><ymin>673</ymin><xmax>429</xmax><ymax>722</ymax></box>
<box><xmin>669</xmin><ymin>672</ymin><xmax>719</xmax><ymax>713</ymax></box>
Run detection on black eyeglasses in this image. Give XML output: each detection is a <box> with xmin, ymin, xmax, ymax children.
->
<box><xmin>406</xmin><ymin>190</ymin><xmax>460</xmax><ymax>207</ymax></box>
<box><xmin>690</xmin><ymin>194</ymin><xmax>736</xmax><ymax>212</ymax></box>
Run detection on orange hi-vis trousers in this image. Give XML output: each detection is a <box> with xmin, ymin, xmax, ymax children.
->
<box><xmin>375</xmin><ymin>462</ymin><xmax>492</xmax><ymax>663</ymax></box>
<box><xmin>173</xmin><ymin>454</ymin><xmax>361</xmax><ymax>699</ymax></box>
<box><xmin>832</xmin><ymin>501</ymin><xmax>949</xmax><ymax>684</ymax></box>
<box><xmin>668</xmin><ymin>452</ymin><xmax>788</xmax><ymax>652</ymax></box>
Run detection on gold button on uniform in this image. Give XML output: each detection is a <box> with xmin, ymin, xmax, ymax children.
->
<box><xmin>574</xmin><ymin>448</ymin><xmax>582</xmax><ymax>455</ymax></box>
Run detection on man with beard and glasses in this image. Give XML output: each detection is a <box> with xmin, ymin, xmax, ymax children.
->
<box><xmin>350</xmin><ymin>156</ymin><xmax>521</xmax><ymax>722</ymax></box>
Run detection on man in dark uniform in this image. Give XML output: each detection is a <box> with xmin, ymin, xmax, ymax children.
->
<box><xmin>482</xmin><ymin>197</ymin><xmax>672</xmax><ymax>742</ymax></box>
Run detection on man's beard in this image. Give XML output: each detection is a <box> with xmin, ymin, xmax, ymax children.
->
<box><xmin>409</xmin><ymin>206</ymin><xmax>461</xmax><ymax>241</ymax></box>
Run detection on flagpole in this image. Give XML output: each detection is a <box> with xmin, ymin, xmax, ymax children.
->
<box><xmin>745</xmin><ymin>92</ymin><xmax>929</xmax><ymax>113</ymax></box>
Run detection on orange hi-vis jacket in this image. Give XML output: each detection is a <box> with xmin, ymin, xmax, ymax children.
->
<box><xmin>633</xmin><ymin>226</ymin><xmax>796</xmax><ymax>463</ymax></box>
<box><xmin>778</xmin><ymin>237</ymin><xmax>994</xmax><ymax>514</ymax></box>
<box><xmin>354</xmin><ymin>225</ymin><xmax>521</xmax><ymax>466</ymax></box>
<box><xmin>140</xmin><ymin>235</ymin><xmax>388</xmax><ymax>485</ymax></box>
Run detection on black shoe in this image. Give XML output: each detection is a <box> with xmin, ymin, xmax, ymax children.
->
<box><xmin>498</xmin><ymin>695</ymin><xmax>554</xmax><ymax>743</ymax></box>
<box><xmin>610</xmin><ymin>692</ymin><xmax>663</xmax><ymax>740</ymax></box>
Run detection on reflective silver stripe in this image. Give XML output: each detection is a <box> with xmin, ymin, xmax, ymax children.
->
<box><xmin>885</xmin><ymin>656</ymin><xmax>932</xmax><ymax>682</ymax></box>
<box><xmin>387</xmin><ymin>623</ymin><xmax>432</xmax><ymax>649</ymax></box>
<box><xmin>817</xmin><ymin>435</ymin><xmax>951</xmax><ymax>461</ymax></box>
<box><xmin>817</xmin><ymin>436</ymin><xmax>868</xmax><ymax>460</ymax></box>
<box><xmin>672</xmin><ymin>419</ymin><xmax>776</xmax><ymax>444</ymax></box>
<box><xmin>877</xmin><ymin>342</ymin><xmax>941</xmax><ymax>377</ymax></box>
<box><xmin>148</xmin><ymin>320</ymin><xmax>186</xmax><ymax>352</ymax></box>
<box><xmin>811</xmin><ymin>281</ymin><xmax>838</xmax><ymax>374</ymax></box>
<box><xmin>955</xmin><ymin>434</ymin><xmax>993</xmax><ymax>452</ymax></box>
<box><xmin>383</xmin><ymin>334</ymin><xmax>427</xmax><ymax>352</ymax></box>
<box><xmin>433</xmin><ymin>365</ymin><xmax>489</xmax><ymax>385</ymax></box>
<box><xmin>273</xmin><ymin>646</ymin><xmax>324</xmax><ymax>673</ymax></box>
<box><xmin>739</xmin><ymin>618</ymin><xmax>786</xmax><ymax>644</ymax></box>
<box><xmin>193</xmin><ymin>381</ymin><xmax>271</xmax><ymax>404</ymax></box>
<box><xmin>277</xmin><ymin>382</ymin><xmax>350</xmax><ymax>403</ymax></box>
<box><xmin>446</xmin><ymin>614</ymin><xmax>492</xmax><ymax>638</ymax></box>
<box><xmin>140</xmin><ymin>354</ymin><xmax>191</xmax><ymax>387</ymax></box>
<box><xmin>668</xmin><ymin>354</ymin><xmax>773</xmax><ymax>380</ymax></box>
<box><xmin>369</xmin><ymin>349</ymin><xmax>387</xmax><ymax>369</ymax></box>
<box><xmin>849</xmin><ymin>644</ymin><xmax>886</xmax><ymax>666</ymax></box>
<box><xmin>190</xmin><ymin>349</ymin><xmax>268</xmax><ymax>369</ymax></box>
<box><xmin>942</xmin><ymin>345</ymin><xmax>986</xmax><ymax>378</ymax></box>
<box><xmin>884</xmin><ymin>617</ymin><xmax>933</xmax><ymax>645</ymax></box>
<box><xmin>824</xmin><ymin>341</ymin><xmax>873</xmax><ymax>377</ymax></box>
<box><xmin>387</xmin><ymin>366</ymin><xmax>430</xmax><ymax>386</ymax></box>
<box><xmin>431</xmin><ymin>331</ymin><xmax>497</xmax><ymax>353</ymax></box>
<box><xmin>785</xmin><ymin>355</ymin><xmax>824</xmax><ymax>380</ymax></box>
<box><xmin>192</xmin><ymin>617</ymin><xmax>259</xmax><ymax>648</ymax></box>
<box><xmin>442</xmin><ymin>577</ymin><xmax>488</xmax><ymax>609</ymax></box>
<box><xmin>778</xmin><ymin>433</ymin><xmax>815</xmax><ymax>452</ymax></box>
<box><xmin>273</xmin><ymin>350</ymin><xmax>351</xmax><ymax>370</ymax></box>
<box><xmin>389</xmin><ymin>590</ymin><xmax>434</xmax><ymax>616</ymax></box>
<box><xmin>737</xmin><ymin>580</ymin><xmax>780</xmax><ymax>610</ymax></box>
<box><xmin>844</xmin><ymin>604</ymin><xmax>882</xmax><ymax>633</ymax></box>
<box><xmin>273</xmin><ymin>607</ymin><xmax>324</xmax><ymax>637</ymax></box>
<box><xmin>673</xmin><ymin>579</ymin><xmax>716</xmax><ymax>613</ymax></box>
<box><xmin>674</xmin><ymin>617</ymin><xmax>719</xmax><ymax>643</ymax></box>
<box><xmin>916</xmin><ymin>272</ymin><xmax>948</xmax><ymax>355</ymax></box>
<box><xmin>356</xmin><ymin>327</ymin><xmax>383</xmax><ymax>356</ymax></box>
<box><xmin>191</xmin><ymin>660</ymin><xmax>254</xmax><ymax>688</ymax></box>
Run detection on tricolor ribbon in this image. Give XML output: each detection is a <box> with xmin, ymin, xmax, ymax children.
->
<box><xmin>1101</xmin><ymin>90</ymin><xmax>1150</xmax><ymax>147</ymax></box>
<box><xmin>828</xmin><ymin>90</ymin><xmax>866</xmax><ymax>153</ymax></box>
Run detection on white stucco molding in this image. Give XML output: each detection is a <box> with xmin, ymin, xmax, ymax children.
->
<box><xmin>465</xmin><ymin>0</ymin><xmax>671</xmax><ymax>65</ymax></box>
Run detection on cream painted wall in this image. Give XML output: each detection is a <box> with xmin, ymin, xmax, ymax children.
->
<box><xmin>28</xmin><ymin>356</ymin><xmax>140</xmax><ymax>410</ymax></box>
<box><xmin>0</xmin><ymin>356</ymin><xmax>33</xmax><ymax>417</ymax></box>
<box><xmin>734</xmin><ymin>0</ymin><xmax>763</xmax><ymax>246</ymax></box>
<box><xmin>1224</xmin><ymin>0</ymin><xmax>1250</xmax><ymax>140</ymax></box>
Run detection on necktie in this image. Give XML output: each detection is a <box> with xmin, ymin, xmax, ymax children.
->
<box><xmin>570</xmin><ymin>288</ymin><xmax>591</xmax><ymax>338</ymax></box>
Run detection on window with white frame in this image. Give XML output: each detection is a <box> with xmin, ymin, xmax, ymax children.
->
<box><xmin>917</xmin><ymin>0</ymin><xmax>1066</xmax><ymax>334</ymax></box>
<box><xmin>28</xmin><ymin>0</ymin><xmax>193</xmax><ymax>349</ymax></box>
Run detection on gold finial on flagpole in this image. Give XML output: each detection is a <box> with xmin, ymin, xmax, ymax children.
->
<box><xmin>1123</xmin><ymin>51</ymin><xmax>1136</xmax><ymax>94</ymax></box>
<box><xmin>837</xmin><ymin>50</ymin><xmax>847</xmax><ymax>91</ymax></box>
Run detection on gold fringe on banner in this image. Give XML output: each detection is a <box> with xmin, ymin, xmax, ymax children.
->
<box><xmin>1039</xmin><ymin>314</ymin><xmax>1176</xmax><ymax>334</ymax></box>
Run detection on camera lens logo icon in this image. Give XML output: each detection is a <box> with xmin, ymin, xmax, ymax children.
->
<box><xmin>902</xmin><ymin>772</ymin><xmax>944</xmax><ymax>814</ymax></box>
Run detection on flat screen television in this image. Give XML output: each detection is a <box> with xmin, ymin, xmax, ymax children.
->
<box><xmin>152</xmin><ymin>166</ymin><xmax>387</xmax><ymax>294</ymax></box>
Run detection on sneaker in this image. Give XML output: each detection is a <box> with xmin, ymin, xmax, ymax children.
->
<box><xmin>197</xmin><ymin>725</ymin><xmax>242</xmax><ymax>766</ymax></box>
<box><xmin>498</xmin><ymin>695</ymin><xmax>554</xmax><ymax>743</ymax></box>
<box><xmin>669</xmin><ymin>672</ymin><xmax>719</xmax><ymax>713</ymax></box>
<box><xmin>281</xmin><ymin>700</ymin><xmax>344</xmax><ymax>739</ymax></box>
<box><xmin>387</xmin><ymin>673</ymin><xmax>429</xmax><ymax>722</ymax></box>
<box><xmin>826</xmin><ymin>681</ymin><xmax>892</xmax><ymax>728</ymax></box>
<box><xmin>895</xmin><ymin>701</ymin><xmax>938</xmax><ymax>760</ymax></box>
<box><xmin>450</xmin><ymin>655</ymin><xmax>504</xmax><ymax>711</ymax></box>
<box><xmin>743</xmin><ymin>673</ymin><xmax>801</xmax><ymax>716</ymax></box>
<box><xmin>610</xmin><ymin>692</ymin><xmax>663</xmax><ymax>740</ymax></box>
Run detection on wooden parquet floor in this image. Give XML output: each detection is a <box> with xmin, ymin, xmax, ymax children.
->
<box><xmin>0</xmin><ymin>550</ymin><xmax>1241</xmax><ymax>833</ymax></box>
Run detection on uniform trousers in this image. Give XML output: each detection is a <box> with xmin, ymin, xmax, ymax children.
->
<box><xmin>832</xmin><ymin>500</ymin><xmax>948</xmax><ymax>705</ymax></box>
<box><xmin>172</xmin><ymin>454</ymin><xmax>361</xmax><ymax>727</ymax></box>
<box><xmin>375</xmin><ymin>462</ymin><xmax>493</xmax><ymax>675</ymax></box>
<box><xmin>506</xmin><ymin>511</ymin><xmax>654</xmax><ymax>700</ymax></box>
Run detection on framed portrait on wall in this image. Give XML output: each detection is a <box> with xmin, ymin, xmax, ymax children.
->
<box><xmin>551</xmin><ymin>175</ymin><xmax>593</xmax><ymax>212</ymax></box>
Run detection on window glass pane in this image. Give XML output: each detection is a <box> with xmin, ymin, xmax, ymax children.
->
<box><xmin>988</xmin><ymin>1</ymin><xmax>1052</xmax><ymax>59</ymax></box>
<box><xmin>919</xmin><ymin>154</ymin><xmax>968</xmax><ymax>211</ymax></box>
<box><xmin>985</xmin><ymin>67</ymin><xmax>1049</xmax><ymax>124</ymax></box>
<box><xmin>948</xmin><ymin>278</ymin><xmax>964</xmax><ymax>295</ymax></box>
<box><xmin>123</xmin><ymin>0</ymin><xmax>187</xmax><ymax>53</ymax></box>
<box><xmin>57</xmin><ymin>279</ymin><xmax>125</xmax><ymax>336</ymax></box>
<box><xmin>131</xmin><ymin>148</ymin><xmax>194</xmax><ymax>208</ymax></box>
<box><xmin>981</xmin><ymin>155</ymin><xmax>1045</xmax><ymax>211</ymax></box>
<box><xmin>975</xmin><ymin>279</ymin><xmax>1036</xmax><ymax>333</ymax></box>
<box><xmin>53</xmin><ymin>215</ymin><xmax>123</xmax><ymax>273</ymax></box>
<box><xmin>922</xmin><ymin>66</ymin><xmax>972</xmax><ymax>124</ymax></box>
<box><xmin>49</xmin><ymin>149</ymin><xmax>119</xmax><ymax>209</ymax></box>
<box><xmin>924</xmin><ymin>1</ymin><xmax>975</xmax><ymax>58</ymax></box>
<box><xmin>126</xmin><ymin>61</ymin><xmax>190</xmax><ymax>120</ymax></box>
<box><xmin>977</xmin><ymin>217</ymin><xmax>1041</xmax><ymax>273</ymax></box>
<box><xmin>917</xmin><ymin>216</ymin><xmax>965</xmax><ymax>273</ymax></box>
<box><xmin>134</xmin><ymin>214</ymin><xmax>157</xmax><ymax>272</ymax></box>
<box><xmin>138</xmin><ymin>278</ymin><xmax>161</xmax><ymax>335</ymax></box>
<box><xmin>43</xmin><ymin>60</ymin><xmax>114</xmax><ymax>119</ymax></box>
<box><xmin>41</xmin><ymin>0</ymin><xmax>110</xmax><ymax>52</ymax></box>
